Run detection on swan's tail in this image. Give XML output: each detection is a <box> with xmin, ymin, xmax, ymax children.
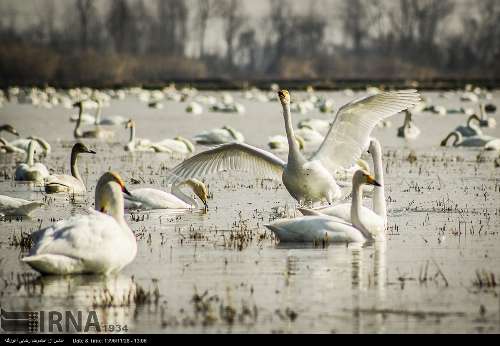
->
<box><xmin>22</xmin><ymin>254</ymin><xmax>82</xmax><ymax>275</ymax></box>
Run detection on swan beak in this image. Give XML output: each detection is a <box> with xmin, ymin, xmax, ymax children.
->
<box><xmin>11</xmin><ymin>129</ymin><xmax>20</xmax><ymax>136</ymax></box>
<box><xmin>367</xmin><ymin>175</ymin><xmax>382</xmax><ymax>187</ymax></box>
<box><xmin>88</xmin><ymin>149</ymin><xmax>97</xmax><ymax>154</ymax></box>
<box><xmin>122</xmin><ymin>186</ymin><xmax>132</xmax><ymax>196</ymax></box>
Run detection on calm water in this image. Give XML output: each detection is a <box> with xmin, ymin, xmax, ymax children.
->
<box><xmin>1</xmin><ymin>90</ymin><xmax>500</xmax><ymax>333</ymax></box>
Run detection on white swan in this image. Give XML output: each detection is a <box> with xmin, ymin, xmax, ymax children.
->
<box><xmin>15</xmin><ymin>140</ymin><xmax>50</xmax><ymax>182</ymax></box>
<box><xmin>265</xmin><ymin>170</ymin><xmax>381</xmax><ymax>243</ymax></box>
<box><xmin>454</xmin><ymin>114</ymin><xmax>483</xmax><ymax>137</ymax></box>
<box><xmin>124</xmin><ymin>119</ymin><xmax>155</xmax><ymax>152</ymax></box>
<box><xmin>8</xmin><ymin>136</ymin><xmax>51</xmax><ymax>156</ymax></box>
<box><xmin>153</xmin><ymin>137</ymin><xmax>195</xmax><ymax>154</ymax></box>
<box><xmin>124</xmin><ymin>178</ymin><xmax>208</xmax><ymax>210</ymax></box>
<box><xmin>397</xmin><ymin>110</ymin><xmax>420</xmax><ymax>139</ymax></box>
<box><xmin>268</xmin><ymin>134</ymin><xmax>305</xmax><ymax>152</ymax></box>
<box><xmin>93</xmin><ymin>98</ymin><xmax>128</xmax><ymax>125</ymax></box>
<box><xmin>441</xmin><ymin>131</ymin><xmax>500</xmax><ymax>150</ymax></box>
<box><xmin>44</xmin><ymin>142</ymin><xmax>96</xmax><ymax>194</ymax></box>
<box><xmin>0</xmin><ymin>124</ymin><xmax>20</xmax><ymax>137</ymax></box>
<box><xmin>194</xmin><ymin>126</ymin><xmax>245</xmax><ymax>145</ymax></box>
<box><xmin>22</xmin><ymin>172</ymin><xmax>137</xmax><ymax>275</ymax></box>
<box><xmin>297</xmin><ymin>118</ymin><xmax>331</xmax><ymax>135</ymax></box>
<box><xmin>186</xmin><ymin>102</ymin><xmax>203</xmax><ymax>115</ymax></box>
<box><xmin>299</xmin><ymin>137</ymin><xmax>387</xmax><ymax>234</ymax></box>
<box><xmin>73</xmin><ymin>101</ymin><xmax>115</xmax><ymax>140</ymax></box>
<box><xmin>0</xmin><ymin>195</ymin><xmax>44</xmax><ymax>217</ymax></box>
<box><xmin>168</xmin><ymin>89</ymin><xmax>419</xmax><ymax>204</ymax></box>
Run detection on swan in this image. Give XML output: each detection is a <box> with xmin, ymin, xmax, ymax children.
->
<box><xmin>294</xmin><ymin>126</ymin><xmax>325</xmax><ymax>146</ymax></box>
<box><xmin>194</xmin><ymin>126</ymin><xmax>245</xmax><ymax>145</ymax></box>
<box><xmin>0</xmin><ymin>124</ymin><xmax>20</xmax><ymax>137</ymax></box>
<box><xmin>0</xmin><ymin>195</ymin><xmax>44</xmax><ymax>217</ymax></box>
<box><xmin>124</xmin><ymin>119</ymin><xmax>155</xmax><ymax>152</ymax></box>
<box><xmin>73</xmin><ymin>101</ymin><xmax>115</xmax><ymax>140</ymax></box>
<box><xmin>265</xmin><ymin>170</ymin><xmax>381</xmax><ymax>243</ymax></box>
<box><xmin>44</xmin><ymin>142</ymin><xmax>96</xmax><ymax>194</ymax></box>
<box><xmin>440</xmin><ymin>131</ymin><xmax>500</xmax><ymax>150</ymax></box>
<box><xmin>15</xmin><ymin>140</ymin><xmax>50</xmax><ymax>182</ymax></box>
<box><xmin>22</xmin><ymin>172</ymin><xmax>137</xmax><ymax>275</ymax></box>
<box><xmin>93</xmin><ymin>98</ymin><xmax>128</xmax><ymax>125</ymax></box>
<box><xmin>8</xmin><ymin>136</ymin><xmax>51</xmax><ymax>156</ymax></box>
<box><xmin>397</xmin><ymin>110</ymin><xmax>420</xmax><ymax>139</ymax></box>
<box><xmin>299</xmin><ymin>137</ymin><xmax>387</xmax><ymax>234</ymax></box>
<box><xmin>153</xmin><ymin>137</ymin><xmax>195</xmax><ymax>154</ymax></box>
<box><xmin>268</xmin><ymin>134</ymin><xmax>305</xmax><ymax>152</ymax></box>
<box><xmin>0</xmin><ymin>138</ymin><xmax>25</xmax><ymax>154</ymax></box>
<box><xmin>167</xmin><ymin>89</ymin><xmax>419</xmax><ymax>204</ymax></box>
<box><xmin>454</xmin><ymin>114</ymin><xmax>483</xmax><ymax>137</ymax></box>
<box><xmin>478</xmin><ymin>103</ymin><xmax>497</xmax><ymax>128</ymax></box>
<box><xmin>124</xmin><ymin>178</ymin><xmax>208</xmax><ymax>210</ymax></box>
<box><xmin>186</xmin><ymin>102</ymin><xmax>203</xmax><ymax>114</ymax></box>
<box><xmin>298</xmin><ymin>118</ymin><xmax>331</xmax><ymax>135</ymax></box>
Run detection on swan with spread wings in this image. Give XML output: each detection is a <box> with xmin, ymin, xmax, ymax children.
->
<box><xmin>168</xmin><ymin>89</ymin><xmax>420</xmax><ymax>204</ymax></box>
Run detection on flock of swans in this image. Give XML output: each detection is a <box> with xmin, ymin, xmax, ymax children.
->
<box><xmin>0</xmin><ymin>84</ymin><xmax>499</xmax><ymax>277</ymax></box>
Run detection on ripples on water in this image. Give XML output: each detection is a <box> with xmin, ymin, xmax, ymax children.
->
<box><xmin>1</xmin><ymin>91</ymin><xmax>500</xmax><ymax>333</ymax></box>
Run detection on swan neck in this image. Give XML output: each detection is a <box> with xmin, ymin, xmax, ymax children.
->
<box><xmin>129</xmin><ymin>124</ymin><xmax>135</xmax><ymax>144</ymax></box>
<box><xmin>371</xmin><ymin>142</ymin><xmax>387</xmax><ymax>223</ymax></box>
<box><xmin>282</xmin><ymin>103</ymin><xmax>300</xmax><ymax>160</ymax></box>
<box><xmin>70</xmin><ymin>149</ymin><xmax>83</xmax><ymax>184</ymax></box>
<box><xmin>351</xmin><ymin>181</ymin><xmax>372</xmax><ymax>240</ymax></box>
<box><xmin>27</xmin><ymin>141</ymin><xmax>35</xmax><ymax>166</ymax></box>
<box><xmin>172</xmin><ymin>182</ymin><xmax>197</xmax><ymax>207</ymax></box>
<box><xmin>95</xmin><ymin>102</ymin><xmax>102</xmax><ymax>124</ymax></box>
<box><xmin>96</xmin><ymin>182</ymin><xmax>126</xmax><ymax>226</ymax></box>
<box><xmin>74</xmin><ymin>105</ymin><xmax>82</xmax><ymax>137</ymax></box>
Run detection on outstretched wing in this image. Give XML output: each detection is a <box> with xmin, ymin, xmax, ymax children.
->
<box><xmin>167</xmin><ymin>143</ymin><xmax>286</xmax><ymax>183</ymax></box>
<box><xmin>311</xmin><ymin>89</ymin><xmax>421</xmax><ymax>173</ymax></box>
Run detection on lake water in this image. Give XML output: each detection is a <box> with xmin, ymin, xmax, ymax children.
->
<box><xmin>1</xmin><ymin>89</ymin><xmax>500</xmax><ymax>333</ymax></box>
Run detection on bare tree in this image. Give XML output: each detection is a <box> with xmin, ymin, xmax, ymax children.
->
<box><xmin>154</xmin><ymin>0</ymin><xmax>188</xmax><ymax>56</ymax></box>
<box><xmin>220</xmin><ymin>0</ymin><xmax>246</xmax><ymax>67</ymax></box>
<box><xmin>107</xmin><ymin>0</ymin><xmax>137</xmax><ymax>53</ymax></box>
<box><xmin>75</xmin><ymin>0</ymin><xmax>97</xmax><ymax>51</ymax></box>
<box><xmin>195</xmin><ymin>0</ymin><xmax>221</xmax><ymax>57</ymax></box>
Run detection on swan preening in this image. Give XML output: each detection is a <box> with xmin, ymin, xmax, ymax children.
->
<box><xmin>44</xmin><ymin>142</ymin><xmax>96</xmax><ymax>194</ymax></box>
<box><xmin>440</xmin><ymin>131</ymin><xmax>500</xmax><ymax>150</ymax></box>
<box><xmin>0</xmin><ymin>195</ymin><xmax>44</xmax><ymax>217</ymax></box>
<box><xmin>266</xmin><ymin>170</ymin><xmax>382</xmax><ymax>243</ymax></box>
<box><xmin>15</xmin><ymin>140</ymin><xmax>50</xmax><ymax>182</ymax></box>
<box><xmin>124</xmin><ymin>178</ymin><xmax>208</xmax><ymax>210</ymax></box>
<box><xmin>168</xmin><ymin>89</ymin><xmax>420</xmax><ymax>205</ymax></box>
<box><xmin>23</xmin><ymin>172</ymin><xmax>137</xmax><ymax>275</ymax></box>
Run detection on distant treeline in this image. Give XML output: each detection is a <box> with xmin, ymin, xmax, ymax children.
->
<box><xmin>0</xmin><ymin>0</ymin><xmax>499</xmax><ymax>87</ymax></box>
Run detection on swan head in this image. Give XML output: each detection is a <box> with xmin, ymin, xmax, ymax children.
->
<box><xmin>278</xmin><ymin>90</ymin><xmax>290</xmax><ymax>105</ymax></box>
<box><xmin>72</xmin><ymin>101</ymin><xmax>83</xmax><ymax>108</ymax></box>
<box><xmin>72</xmin><ymin>142</ymin><xmax>96</xmax><ymax>155</ymax></box>
<box><xmin>353</xmin><ymin>170</ymin><xmax>381</xmax><ymax>187</ymax></box>
<box><xmin>1</xmin><ymin>124</ymin><xmax>19</xmax><ymax>136</ymax></box>
<box><xmin>125</xmin><ymin>119</ymin><xmax>135</xmax><ymax>129</ymax></box>
<box><xmin>183</xmin><ymin>178</ymin><xmax>208</xmax><ymax>209</ymax></box>
<box><xmin>96</xmin><ymin>172</ymin><xmax>131</xmax><ymax>219</ymax></box>
<box><xmin>367</xmin><ymin>137</ymin><xmax>382</xmax><ymax>155</ymax></box>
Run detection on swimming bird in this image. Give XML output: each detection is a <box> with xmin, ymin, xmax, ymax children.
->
<box><xmin>124</xmin><ymin>178</ymin><xmax>208</xmax><ymax>210</ymax></box>
<box><xmin>15</xmin><ymin>140</ymin><xmax>50</xmax><ymax>182</ymax></box>
<box><xmin>73</xmin><ymin>101</ymin><xmax>115</xmax><ymax>140</ymax></box>
<box><xmin>265</xmin><ymin>170</ymin><xmax>381</xmax><ymax>243</ymax></box>
<box><xmin>124</xmin><ymin>119</ymin><xmax>155</xmax><ymax>152</ymax></box>
<box><xmin>0</xmin><ymin>195</ymin><xmax>44</xmax><ymax>217</ymax></box>
<box><xmin>0</xmin><ymin>124</ymin><xmax>20</xmax><ymax>137</ymax></box>
<box><xmin>44</xmin><ymin>142</ymin><xmax>96</xmax><ymax>194</ymax></box>
<box><xmin>440</xmin><ymin>131</ymin><xmax>500</xmax><ymax>150</ymax></box>
<box><xmin>299</xmin><ymin>137</ymin><xmax>387</xmax><ymax>234</ymax></box>
<box><xmin>93</xmin><ymin>98</ymin><xmax>128</xmax><ymax>125</ymax></box>
<box><xmin>167</xmin><ymin>89</ymin><xmax>420</xmax><ymax>205</ymax></box>
<box><xmin>194</xmin><ymin>126</ymin><xmax>245</xmax><ymax>145</ymax></box>
<box><xmin>397</xmin><ymin>110</ymin><xmax>420</xmax><ymax>139</ymax></box>
<box><xmin>454</xmin><ymin>114</ymin><xmax>483</xmax><ymax>137</ymax></box>
<box><xmin>22</xmin><ymin>172</ymin><xmax>137</xmax><ymax>275</ymax></box>
<box><xmin>153</xmin><ymin>137</ymin><xmax>195</xmax><ymax>154</ymax></box>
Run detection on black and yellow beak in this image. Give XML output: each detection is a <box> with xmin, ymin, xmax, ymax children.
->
<box><xmin>87</xmin><ymin>149</ymin><xmax>97</xmax><ymax>154</ymax></box>
<box><xmin>122</xmin><ymin>186</ymin><xmax>132</xmax><ymax>196</ymax></box>
<box><xmin>367</xmin><ymin>175</ymin><xmax>382</xmax><ymax>187</ymax></box>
